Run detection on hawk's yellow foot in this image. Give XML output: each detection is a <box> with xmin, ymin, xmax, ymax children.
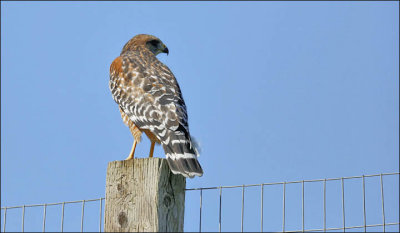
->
<box><xmin>125</xmin><ymin>140</ymin><xmax>137</xmax><ymax>160</ymax></box>
<box><xmin>149</xmin><ymin>141</ymin><xmax>155</xmax><ymax>158</ymax></box>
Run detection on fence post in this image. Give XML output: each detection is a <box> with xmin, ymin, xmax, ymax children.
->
<box><xmin>104</xmin><ymin>158</ymin><xmax>186</xmax><ymax>232</ymax></box>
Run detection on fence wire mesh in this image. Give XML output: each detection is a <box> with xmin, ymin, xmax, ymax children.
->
<box><xmin>1</xmin><ymin>172</ymin><xmax>399</xmax><ymax>232</ymax></box>
<box><xmin>1</xmin><ymin>198</ymin><xmax>105</xmax><ymax>232</ymax></box>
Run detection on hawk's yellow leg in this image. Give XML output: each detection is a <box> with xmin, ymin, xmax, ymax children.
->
<box><xmin>149</xmin><ymin>141</ymin><xmax>155</xmax><ymax>158</ymax></box>
<box><xmin>125</xmin><ymin>140</ymin><xmax>137</xmax><ymax>160</ymax></box>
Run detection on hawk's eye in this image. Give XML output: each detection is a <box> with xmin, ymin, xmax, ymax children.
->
<box><xmin>148</xmin><ymin>39</ymin><xmax>159</xmax><ymax>47</ymax></box>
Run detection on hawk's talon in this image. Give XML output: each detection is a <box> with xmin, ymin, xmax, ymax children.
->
<box><xmin>125</xmin><ymin>140</ymin><xmax>137</xmax><ymax>160</ymax></box>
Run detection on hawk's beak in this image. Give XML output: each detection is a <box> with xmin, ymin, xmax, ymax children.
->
<box><xmin>162</xmin><ymin>47</ymin><xmax>169</xmax><ymax>55</ymax></box>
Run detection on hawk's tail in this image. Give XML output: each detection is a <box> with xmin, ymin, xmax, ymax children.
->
<box><xmin>162</xmin><ymin>134</ymin><xmax>203</xmax><ymax>178</ymax></box>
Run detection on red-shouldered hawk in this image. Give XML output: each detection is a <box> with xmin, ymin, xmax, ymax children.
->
<box><xmin>109</xmin><ymin>34</ymin><xmax>203</xmax><ymax>178</ymax></box>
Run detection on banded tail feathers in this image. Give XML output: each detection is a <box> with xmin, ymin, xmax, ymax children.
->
<box><xmin>162</xmin><ymin>134</ymin><xmax>203</xmax><ymax>178</ymax></box>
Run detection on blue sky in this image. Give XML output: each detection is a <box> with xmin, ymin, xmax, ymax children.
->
<box><xmin>1</xmin><ymin>1</ymin><xmax>399</xmax><ymax>232</ymax></box>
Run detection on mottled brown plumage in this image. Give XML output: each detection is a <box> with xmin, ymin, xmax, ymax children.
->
<box><xmin>109</xmin><ymin>34</ymin><xmax>203</xmax><ymax>178</ymax></box>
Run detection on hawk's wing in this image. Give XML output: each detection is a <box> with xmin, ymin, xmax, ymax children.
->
<box><xmin>109</xmin><ymin>54</ymin><xmax>190</xmax><ymax>143</ymax></box>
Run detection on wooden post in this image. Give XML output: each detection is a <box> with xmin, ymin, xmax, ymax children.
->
<box><xmin>104</xmin><ymin>158</ymin><xmax>186</xmax><ymax>232</ymax></box>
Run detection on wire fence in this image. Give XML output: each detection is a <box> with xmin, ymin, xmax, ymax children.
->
<box><xmin>184</xmin><ymin>172</ymin><xmax>399</xmax><ymax>232</ymax></box>
<box><xmin>1</xmin><ymin>172</ymin><xmax>399</xmax><ymax>232</ymax></box>
<box><xmin>1</xmin><ymin>198</ymin><xmax>105</xmax><ymax>232</ymax></box>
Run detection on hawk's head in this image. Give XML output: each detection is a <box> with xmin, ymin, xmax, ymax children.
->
<box><xmin>121</xmin><ymin>34</ymin><xmax>169</xmax><ymax>56</ymax></box>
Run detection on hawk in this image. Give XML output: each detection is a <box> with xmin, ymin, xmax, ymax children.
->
<box><xmin>109</xmin><ymin>34</ymin><xmax>203</xmax><ymax>178</ymax></box>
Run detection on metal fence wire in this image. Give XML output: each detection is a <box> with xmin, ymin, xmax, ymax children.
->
<box><xmin>1</xmin><ymin>172</ymin><xmax>399</xmax><ymax>232</ymax></box>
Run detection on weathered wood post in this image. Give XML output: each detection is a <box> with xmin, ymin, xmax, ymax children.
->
<box><xmin>104</xmin><ymin>158</ymin><xmax>186</xmax><ymax>232</ymax></box>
